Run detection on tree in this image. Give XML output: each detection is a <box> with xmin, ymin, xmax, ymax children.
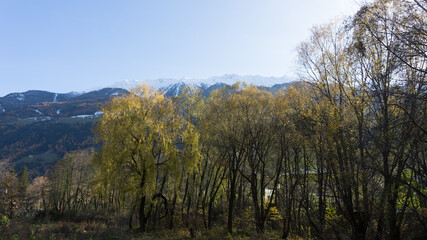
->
<box><xmin>17</xmin><ymin>166</ymin><xmax>29</xmax><ymax>196</ymax></box>
<box><xmin>17</xmin><ymin>166</ymin><xmax>30</xmax><ymax>214</ymax></box>
<box><xmin>0</xmin><ymin>162</ymin><xmax>19</xmax><ymax>217</ymax></box>
<box><xmin>26</xmin><ymin>176</ymin><xmax>49</xmax><ymax>214</ymax></box>
<box><xmin>273</xmin><ymin>84</ymin><xmax>312</xmax><ymax>239</ymax></box>
<box><xmin>202</xmin><ymin>83</ymin><xmax>248</xmax><ymax>234</ymax></box>
<box><xmin>297</xmin><ymin>1</ymin><xmax>426</xmax><ymax>238</ymax></box>
<box><xmin>96</xmin><ymin>85</ymin><xmax>200</xmax><ymax>232</ymax></box>
<box><xmin>298</xmin><ymin>21</ymin><xmax>379</xmax><ymax>240</ymax></box>
<box><xmin>352</xmin><ymin>1</ymin><xmax>426</xmax><ymax>239</ymax></box>
<box><xmin>235</xmin><ymin>86</ymin><xmax>279</xmax><ymax>234</ymax></box>
<box><xmin>48</xmin><ymin>149</ymin><xmax>94</xmax><ymax>217</ymax></box>
<box><xmin>354</xmin><ymin>0</ymin><xmax>426</xmax><ymax>75</ymax></box>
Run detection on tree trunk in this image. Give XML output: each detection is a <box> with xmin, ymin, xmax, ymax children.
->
<box><xmin>350</xmin><ymin>213</ymin><xmax>368</xmax><ymax>240</ymax></box>
<box><xmin>208</xmin><ymin>198</ymin><xmax>214</xmax><ymax>229</ymax></box>
<box><xmin>227</xmin><ymin>170</ymin><xmax>237</xmax><ymax>234</ymax></box>
<box><xmin>139</xmin><ymin>195</ymin><xmax>147</xmax><ymax>232</ymax></box>
<box><xmin>169</xmin><ymin>190</ymin><xmax>177</xmax><ymax>230</ymax></box>
<box><xmin>129</xmin><ymin>204</ymin><xmax>136</xmax><ymax>229</ymax></box>
<box><xmin>282</xmin><ymin>218</ymin><xmax>290</xmax><ymax>239</ymax></box>
<box><xmin>227</xmin><ymin>188</ymin><xmax>235</xmax><ymax>234</ymax></box>
<box><xmin>255</xmin><ymin>216</ymin><xmax>265</xmax><ymax>234</ymax></box>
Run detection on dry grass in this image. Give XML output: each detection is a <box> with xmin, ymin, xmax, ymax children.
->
<box><xmin>1</xmin><ymin>218</ymin><xmax>315</xmax><ymax>240</ymax></box>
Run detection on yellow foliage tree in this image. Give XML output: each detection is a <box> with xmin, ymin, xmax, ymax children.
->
<box><xmin>96</xmin><ymin>85</ymin><xmax>200</xmax><ymax>232</ymax></box>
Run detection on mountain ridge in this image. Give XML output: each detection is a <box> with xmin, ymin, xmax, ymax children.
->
<box><xmin>99</xmin><ymin>74</ymin><xmax>295</xmax><ymax>92</ymax></box>
<box><xmin>0</xmin><ymin>77</ymin><xmax>297</xmax><ymax>176</ymax></box>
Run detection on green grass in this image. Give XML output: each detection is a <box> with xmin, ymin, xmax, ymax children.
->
<box><xmin>1</xmin><ymin>217</ymin><xmax>313</xmax><ymax>240</ymax></box>
<box><xmin>15</xmin><ymin>117</ymin><xmax>39</xmax><ymax>125</ymax></box>
<box><xmin>56</xmin><ymin>116</ymin><xmax>99</xmax><ymax>124</ymax></box>
<box><xmin>12</xmin><ymin>116</ymin><xmax>99</xmax><ymax>125</ymax></box>
<box><xmin>15</xmin><ymin>149</ymin><xmax>61</xmax><ymax>172</ymax></box>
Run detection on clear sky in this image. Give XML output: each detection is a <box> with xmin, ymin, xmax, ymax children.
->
<box><xmin>0</xmin><ymin>0</ymin><xmax>361</xmax><ymax>96</ymax></box>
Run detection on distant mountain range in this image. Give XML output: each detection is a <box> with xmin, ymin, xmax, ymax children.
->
<box><xmin>1</xmin><ymin>75</ymin><xmax>296</xmax><ymax>124</ymax></box>
<box><xmin>0</xmin><ymin>75</ymin><xmax>296</xmax><ymax>176</ymax></box>
<box><xmin>105</xmin><ymin>74</ymin><xmax>295</xmax><ymax>92</ymax></box>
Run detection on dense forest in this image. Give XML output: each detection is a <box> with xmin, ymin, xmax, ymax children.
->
<box><xmin>0</xmin><ymin>0</ymin><xmax>425</xmax><ymax>239</ymax></box>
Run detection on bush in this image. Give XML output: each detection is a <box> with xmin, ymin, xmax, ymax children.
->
<box><xmin>0</xmin><ymin>214</ymin><xmax>9</xmax><ymax>234</ymax></box>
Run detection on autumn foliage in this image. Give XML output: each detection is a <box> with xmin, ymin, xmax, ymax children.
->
<box><xmin>0</xmin><ymin>1</ymin><xmax>425</xmax><ymax>239</ymax></box>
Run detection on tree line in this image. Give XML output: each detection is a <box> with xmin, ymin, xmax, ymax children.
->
<box><xmin>0</xmin><ymin>0</ymin><xmax>425</xmax><ymax>239</ymax></box>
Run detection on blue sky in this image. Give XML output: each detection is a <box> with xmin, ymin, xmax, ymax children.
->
<box><xmin>0</xmin><ymin>0</ymin><xmax>361</xmax><ymax>96</ymax></box>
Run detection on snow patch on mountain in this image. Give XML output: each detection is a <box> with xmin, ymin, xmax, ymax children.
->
<box><xmin>34</xmin><ymin>109</ymin><xmax>42</xmax><ymax>114</ymax></box>
<box><xmin>22</xmin><ymin>116</ymin><xmax>51</xmax><ymax>122</ymax></box>
<box><xmin>66</xmin><ymin>91</ymin><xmax>84</xmax><ymax>97</ymax></box>
<box><xmin>17</xmin><ymin>94</ymin><xmax>25</xmax><ymax>101</ymax></box>
<box><xmin>71</xmin><ymin>115</ymin><xmax>94</xmax><ymax>119</ymax></box>
<box><xmin>69</xmin><ymin>111</ymin><xmax>104</xmax><ymax>119</ymax></box>
<box><xmin>40</xmin><ymin>116</ymin><xmax>51</xmax><ymax>121</ymax></box>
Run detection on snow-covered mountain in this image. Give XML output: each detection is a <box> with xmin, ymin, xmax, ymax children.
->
<box><xmin>106</xmin><ymin>74</ymin><xmax>295</xmax><ymax>96</ymax></box>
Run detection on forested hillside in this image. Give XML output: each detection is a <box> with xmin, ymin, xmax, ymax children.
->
<box><xmin>0</xmin><ymin>0</ymin><xmax>425</xmax><ymax>239</ymax></box>
<box><xmin>0</xmin><ymin>88</ymin><xmax>129</xmax><ymax>176</ymax></box>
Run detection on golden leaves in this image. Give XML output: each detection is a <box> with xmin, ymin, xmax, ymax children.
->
<box><xmin>95</xmin><ymin>84</ymin><xmax>200</xmax><ymax>195</ymax></box>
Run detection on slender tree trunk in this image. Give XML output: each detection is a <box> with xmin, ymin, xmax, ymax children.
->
<box><xmin>139</xmin><ymin>168</ymin><xmax>148</xmax><ymax>232</ymax></box>
<box><xmin>227</xmin><ymin>169</ymin><xmax>238</xmax><ymax>234</ymax></box>
<box><xmin>169</xmin><ymin>190</ymin><xmax>177</xmax><ymax>230</ymax></box>
<box><xmin>139</xmin><ymin>195</ymin><xmax>147</xmax><ymax>232</ymax></box>
<box><xmin>282</xmin><ymin>217</ymin><xmax>291</xmax><ymax>239</ymax></box>
<box><xmin>388</xmin><ymin>191</ymin><xmax>400</xmax><ymax>240</ymax></box>
<box><xmin>227</xmin><ymin>184</ymin><xmax>235</xmax><ymax>234</ymax></box>
<box><xmin>208</xmin><ymin>198</ymin><xmax>214</xmax><ymax>229</ymax></box>
<box><xmin>250</xmin><ymin>170</ymin><xmax>264</xmax><ymax>234</ymax></box>
<box><xmin>237</xmin><ymin>175</ymin><xmax>243</xmax><ymax>214</ymax></box>
<box><xmin>129</xmin><ymin>204</ymin><xmax>136</xmax><ymax>230</ymax></box>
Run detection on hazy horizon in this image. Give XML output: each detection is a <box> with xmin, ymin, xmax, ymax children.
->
<box><xmin>1</xmin><ymin>73</ymin><xmax>297</xmax><ymax>97</ymax></box>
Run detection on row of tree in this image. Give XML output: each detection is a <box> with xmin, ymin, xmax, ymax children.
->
<box><xmin>0</xmin><ymin>0</ymin><xmax>425</xmax><ymax>239</ymax></box>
